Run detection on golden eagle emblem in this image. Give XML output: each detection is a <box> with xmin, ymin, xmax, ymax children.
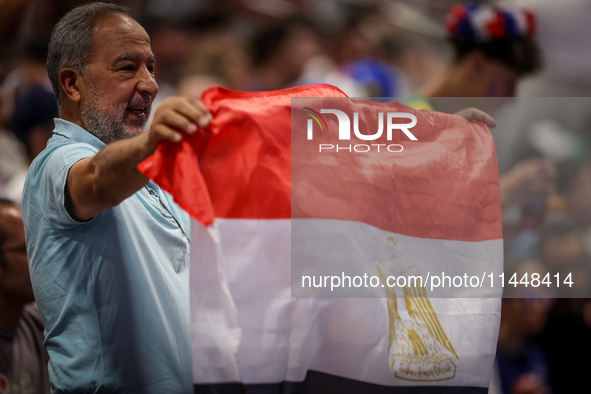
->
<box><xmin>377</xmin><ymin>236</ymin><xmax>458</xmax><ymax>381</ymax></box>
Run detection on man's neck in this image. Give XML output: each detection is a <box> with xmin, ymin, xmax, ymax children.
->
<box><xmin>59</xmin><ymin>104</ymin><xmax>84</xmax><ymax>130</ymax></box>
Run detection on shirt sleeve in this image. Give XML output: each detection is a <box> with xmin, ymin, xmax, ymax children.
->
<box><xmin>34</xmin><ymin>143</ymin><xmax>100</xmax><ymax>228</ymax></box>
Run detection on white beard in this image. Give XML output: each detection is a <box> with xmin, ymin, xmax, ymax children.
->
<box><xmin>80</xmin><ymin>78</ymin><xmax>152</xmax><ymax>144</ymax></box>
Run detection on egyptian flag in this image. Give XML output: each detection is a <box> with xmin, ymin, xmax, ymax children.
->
<box><xmin>138</xmin><ymin>84</ymin><xmax>503</xmax><ymax>394</ymax></box>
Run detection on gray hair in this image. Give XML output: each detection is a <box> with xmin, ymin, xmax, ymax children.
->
<box><xmin>47</xmin><ymin>2</ymin><xmax>135</xmax><ymax>107</ymax></box>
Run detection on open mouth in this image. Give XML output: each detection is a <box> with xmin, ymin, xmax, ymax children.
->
<box><xmin>126</xmin><ymin>106</ymin><xmax>149</xmax><ymax>118</ymax></box>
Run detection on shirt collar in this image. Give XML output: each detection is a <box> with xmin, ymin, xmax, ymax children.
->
<box><xmin>53</xmin><ymin>118</ymin><xmax>161</xmax><ymax>191</ymax></box>
<box><xmin>52</xmin><ymin>118</ymin><xmax>106</xmax><ymax>150</ymax></box>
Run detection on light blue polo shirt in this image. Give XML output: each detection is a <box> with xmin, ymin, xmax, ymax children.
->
<box><xmin>22</xmin><ymin>119</ymin><xmax>192</xmax><ymax>393</ymax></box>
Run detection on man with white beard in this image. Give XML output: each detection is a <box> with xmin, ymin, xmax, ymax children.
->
<box><xmin>21</xmin><ymin>3</ymin><xmax>211</xmax><ymax>393</ymax></box>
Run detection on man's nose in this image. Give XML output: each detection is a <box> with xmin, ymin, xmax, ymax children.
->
<box><xmin>137</xmin><ymin>66</ymin><xmax>159</xmax><ymax>98</ymax></box>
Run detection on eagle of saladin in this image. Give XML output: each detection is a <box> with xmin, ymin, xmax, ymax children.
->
<box><xmin>376</xmin><ymin>236</ymin><xmax>458</xmax><ymax>382</ymax></box>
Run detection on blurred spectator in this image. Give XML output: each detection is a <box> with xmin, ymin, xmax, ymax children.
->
<box><xmin>508</xmin><ymin>161</ymin><xmax>591</xmax><ymax>393</ymax></box>
<box><xmin>333</xmin><ymin>5</ymin><xmax>409</xmax><ymax>97</ymax></box>
<box><xmin>142</xmin><ymin>15</ymin><xmax>200</xmax><ymax>128</ymax></box>
<box><xmin>491</xmin><ymin>260</ymin><xmax>553</xmax><ymax>394</ymax></box>
<box><xmin>182</xmin><ymin>33</ymin><xmax>251</xmax><ymax>92</ymax></box>
<box><xmin>420</xmin><ymin>3</ymin><xmax>541</xmax><ymax>100</ymax></box>
<box><xmin>536</xmin><ymin>223</ymin><xmax>591</xmax><ymax>392</ymax></box>
<box><xmin>406</xmin><ymin>1</ymin><xmax>540</xmax><ymax>101</ymax></box>
<box><xmin>1</xmin><ymin>36</ymin><xmax>53</xmax><ymax>128</ymax></box>
<box><xmin>146</xmin><ymin>10</ymin><xmax>252</xmax><ymax>121</ymax></box>
<box><xmin>341</xmin><ymin>57</ymin><xmax>407</xmax><ymax>98</ymax></box>
<box><xmin>0</xmin><ymin>32</ymin><xmax>56</xmax><ymax>203</ymax></box>
<box><xmin>11</xmin><ymin>85</ymin><xmax>58</xmax><ymax>160</ymax></box>
<box><xmin>0</xmin><ymin>130</ymin><xmax>28</xmax><ymax>203</ymax></box>
<box><xmin>1</xmin><ymin>35</ymin><xmax>56</xmax><ymax>162</ymax></box>
<box><xmin>142</xmin><ymin>15</ymin><xmax>199</xmax><ymax>87</ymax></box>
<box><xmin>247</xmin><ymin>15</ymin><xmax>323</xmax><ymax>91</ymax></box>
<box><xmin>295</xmin><ymin>54</ymin><xmax>363</xmax><ymax>97</ymax></box>
<box><xmin>536</xmin><ymin>297</ymin><xmax>591</xmax><ymax>393</ymax></box>
<box><xmin>510</xmin><ymin>0</ymin><xmax>591</xmax><ymax>97</ymax></box>
<box><xmin>536</xmin><ymin>160</ymin><xmax>591</xmax><ymax>296</ymax></box>
<box><xmin>381</xmin><ymin>30</ymin><xmax>446</xmax><ymax>95</ymax></box>
<box><xmin>500</xmin><ymin>158</ymin><xmax>556</xmax><ymax>209</ymax></box>
<box><xmin>540</xmin><ymin>226</ymin><xmax>590</xmax><ymax>298</ymax></box>
<box><xmin>329</xmin><ymin>3</ymin><xmax>382</xmax><ymax>66</ymax></box>
<box><xmin>500</xmin><ymin>124</ymin><xmax>586</xmax><ymax>255</ymax></box>
<box><xmin>560</xmin><ymin>159</ymin><xmax>591</xmax><ymax>228</ymax></box>
<box><xmin>406</xmin><ymin>3</ymin><xmax>555</xmax><ymax>220</ymax></box>
<box><xmin>0</xmin><ymin>199</ymin><xmax>49</xmax><ymax>393</ymax></box>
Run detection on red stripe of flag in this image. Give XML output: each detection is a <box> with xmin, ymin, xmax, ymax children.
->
<box><xmin>139</xmin><ymin>84</ymin><xmax>502</xmax><ymax>242</ymax></box>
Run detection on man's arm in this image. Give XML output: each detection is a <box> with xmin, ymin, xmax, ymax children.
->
<box><xmin>66</xmin><ymin>96</ymin><xmax>211</xmax><ymax>221</ymax></box>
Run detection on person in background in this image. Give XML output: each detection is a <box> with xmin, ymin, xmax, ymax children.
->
<box><xmin>533</xmin><ymin>162</ymin><xmax>591</xmax><ymax>392</ymax></box>
<box><xmin>0</xmin><ymin>198</ymin><xmax>49</xmax><ymax>394</ymax></box>
<box><xmin>490</xmin><ymin>259</ymin><xmax>553</xmax><ymax>394</ymax></box>
<box><xmin>409</xmin><ymin>5</ymin><xmax>555</xmax><ymax>392</ymax></box>
<box><xmin>11</xmin><ymin>84</ymin><xmax>58</xmax><ymax>160</ymax></box>
<box><xmin>421</xmin><ymin>2</ymin><xmax>540</xmax><ymax>99</ymax></box>
<box><xmin>247</xmin><ymin>16</ymin><xmax>323</xmax><ymax>91</ymax></box>
<box><xmin>0</xmin><ymin>35</ymin><xmax>57</xmax><ymax>202</ymax></box>
<box><xmin>410</xmin><ymin>3</ymin><xmax>555</xmax><ymax>211</ymax></box>
<box><xmin>0</xmin><ymin>130</ymin><xmax>29</xmax><ymax>203</ymax></box>
<box><xmin>334</xmin><ymin>6</ymin><xmax>409</xmax><ymax>98</ymax></box>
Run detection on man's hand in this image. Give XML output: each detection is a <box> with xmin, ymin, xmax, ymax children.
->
<box><xmin>66</xmin><ymin>96</ymin><xmax>212</xmax><ymax>221</ymax></box>
<box><xmin>146</xmin><ymin>96</ymin><xmax>212</xmax><ymax>150</ymax></box>
<box><xmin>455</xmin><ymin>108</ymin><xmax>497</xmax><ymax>128</ymax></box>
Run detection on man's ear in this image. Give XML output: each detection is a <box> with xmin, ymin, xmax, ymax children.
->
<box><xmin>59</xmin><ymin>68</ymin><xmax>83</xmax><ymax>104</ymax></box>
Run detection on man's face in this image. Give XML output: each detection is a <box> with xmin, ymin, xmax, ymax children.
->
<box><xmin>79</xmin><ymin>13</ymin><xmax>159</xmax><ymax>144</ymax></box>
<box><xmin>0</xmin><ymin>205</ymin><xmax>34</xmax><ymax>304</ymax></box>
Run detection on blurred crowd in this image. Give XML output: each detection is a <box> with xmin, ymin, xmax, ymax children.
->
<box><xmin>1</xmin><ymin>0</ymin><xmax>591</xmax><ymax>393</ymax></box>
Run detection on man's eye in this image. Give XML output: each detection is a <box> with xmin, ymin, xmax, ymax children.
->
<box><xmin>120</xmin><ymin>65</ymin><xmax>134</xmax><ymax>71</ymax></box>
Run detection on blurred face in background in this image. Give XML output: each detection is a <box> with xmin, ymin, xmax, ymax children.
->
<box><xmin>277</xmin><ymin>26</ymin><xmax>321</xmax><ymax>83</ymax></box>
<box><xmin>148</xmin><ymin>25</ymin><xmax>194</xmax><ymax>84</ymax></box>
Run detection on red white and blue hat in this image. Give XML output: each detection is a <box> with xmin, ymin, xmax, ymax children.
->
<box><xmin>445</xmin><ymin>2</ymin><xmax>536</xmax><ymax>42</ymax></box>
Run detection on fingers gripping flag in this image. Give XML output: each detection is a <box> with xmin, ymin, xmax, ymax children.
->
<box><xmin>138</xmin><ymin>84</ymin><xmax>503</xmax><ymax>393</ymax></box>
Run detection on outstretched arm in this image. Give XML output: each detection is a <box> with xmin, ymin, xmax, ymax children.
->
<box><xmin>66</xmin><ymin>96</ymin><xmax>211</xmax><ymax>221</ymax></box>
